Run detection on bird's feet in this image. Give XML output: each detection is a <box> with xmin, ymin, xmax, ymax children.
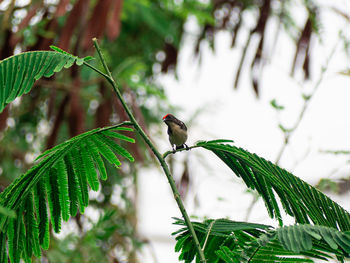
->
<box><xmin>172</xmin><ymin>144</ymin><xmax>189</xmax><ymax>154</ymax></box>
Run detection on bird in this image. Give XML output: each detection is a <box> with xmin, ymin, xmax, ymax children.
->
<box><xmin>163</xmin><ymin>114</ymin><xmax>189</xmax><ymax>152</ymax></box>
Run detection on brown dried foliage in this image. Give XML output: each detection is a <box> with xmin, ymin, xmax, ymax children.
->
<box><xmin>106</xmin><ymin>0</ymin><xmax>123</xmax><ymax>40</ymax></box>
<box><xmin>197</xmin><ymin>0</ymin><xmax>318</xmax><ymax>96</ymax></box>
<box><xmin>291</xmin><ymin>17</ymin><xmax>313</xmax><ymax>79</ymax></box>
<box><xmin>161</xmin><ymin>42</ymin><xmax>178</xmax><ymax>73</ymax></box>
<box><xmin>59</xmin><ymin>0</ymin><xmax>91</xmax><ymax>51</ymax></box>
<box><xmin>46</xmin><ymin>95</ymin><xmax>70</xmax><ymax>149</ymax></box>
<box><xmin>178</xmin><ymin>159</ymin><xmax>190</xmax><ymax>199</ymax></box>
<box><xmin>82</xmin><ymin>0</ymin><xmax>113</xmax><ymax>50</ymax></box>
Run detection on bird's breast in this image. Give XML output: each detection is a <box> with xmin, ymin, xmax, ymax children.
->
<box><xmin>169</xmin><ymin>124</ymin><xmax>188</xmax><ymax>146</ymax></box>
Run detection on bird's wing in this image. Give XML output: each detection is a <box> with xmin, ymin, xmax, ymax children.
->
<box><xmin>180</xmin><ymin>121</ymin><xmax>187</xmax><ymax>131</ymax></box>
<box><xmin>173</xmin><ymin>118</ymin><xmax>187</xmax><ymax>131</ymax></box>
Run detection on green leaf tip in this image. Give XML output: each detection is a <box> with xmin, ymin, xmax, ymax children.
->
<box><xmin>115</xmin><ymin>127</ymin><xmax>134</xmax><ymax>132</ymax></box>
<box><xmin>196</xmin><ymin>139</ymin><xmax>234</xmax><ymax>146</ymax></box>
<box><xmin>49</xmin><ymin>45</ymin><xmax>66</xmax><ymax>53</ymax></box>
<box><xmin>83</xmin><ymin>56</ymin><xmax>94</xmax><ymax>62</ymax></box>
<box><xmin>0</xmin><ymin>205</ymin><xmax>16</xmax><ymax>218</ymax></box>
<box><xmin>270</xmin><ymin>98</ymin><xmax>285</xmax><ymax>110</ymax></box>
<box><xmin>50</xmin><ymin>45</ymin><xmax>89</xmax><ymax>66</ymax></box>
<box><xmin>76</xmin><ymin>58</ymin><xmax>84</xmax><ymax>66</ymax></box>
<box><xmin>49</xmin><ymin>46</ymin><xmax>75</xmax><ymax>58</ymax></box>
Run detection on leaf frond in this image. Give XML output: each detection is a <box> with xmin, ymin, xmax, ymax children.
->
<box><xmin>197</xmin><ymin>141</ymin><xmax>350</xmax><ymax>231</ymax></box>
<box><xmin>0</xmin><ymin>123</ymin><xmax>134</xmax><ymax>262</ymax></box>
<box><xmin>173</xmin><ymin>218</ymin><xmax>350</xmax><ymax>263</ymax></box>
<box><xmin>0</xmin><ymin>50</ymin><xmax>83</xmax><ymax>113</ymax></box>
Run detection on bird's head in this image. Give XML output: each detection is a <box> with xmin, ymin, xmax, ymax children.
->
<box><xmin>162</xmin><ymin>113</ymin><xmax>177</xmax><ymax>125</ymax></box>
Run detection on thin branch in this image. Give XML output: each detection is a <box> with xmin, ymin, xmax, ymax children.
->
<box><xmin>46</xmin><ymin>94</ymin><xmax>70</xmax><ymax>149</ymax></box>
<box><xmin>275</xmin><ymin>42</ymin><xmax>338</xmax><ymax>165</ymax></box>
<box><xmin>90</xmin><ymin>38</ymin><xmax>207</xmax><ymax>262</ymax></box>
<box><xmin>202</xmin><ymin>220</ymin><xmax>215</xmax><ymax>251</ymax></box>
<box><xmin>163</xmin><ymin>145</ymin><xmax>201</xmax><ymax>159</ymax></box>
<box><xmin>234</xmin><ymin>32</ymin><xmax>252</xmax><ymax>89</ymax></box>
<box><xmin>245</xmin><ymin>36</ymin><xmax>340</xmax><ymax>222</ymax></box>
<box><xmin>244</xmin><ymin>193</ymin><xmax>259</xmax><ymax>222</ymax></box>
<box><xmin>247</xmin><ymin>245</ymin><xmax>261</xmax><ymax>263</ymax></box>
<box><xmin>83</xmin><ymin>61</ymin><xmax>113</xmax><ymax>83</ymax></box>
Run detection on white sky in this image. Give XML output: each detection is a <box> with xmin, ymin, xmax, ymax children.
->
<box><xmin>138</xmin><ymin>1</ymin><xmax>350</xmax><ymax>262</ymax></box>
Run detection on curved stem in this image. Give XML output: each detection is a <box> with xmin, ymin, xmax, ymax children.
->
<box><xmin>163</xmin><ymin>145</ymin><xmax>201</xmax><ymax>159</ymax></box>
<box><xmin>91</xmin><ymin>38</ymin><xmax>207</xmax><ymax>262</ymax></box>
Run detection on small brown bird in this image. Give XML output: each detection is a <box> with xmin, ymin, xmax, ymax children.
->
<box><xmin>163</xmin><ymin>114</ymin><xmax>188</xmax><ymax>152</ymax></box>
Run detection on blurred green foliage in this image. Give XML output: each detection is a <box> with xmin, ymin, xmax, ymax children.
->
<box><xmin>0</xmin><ymin>0</ymin><xmax>338</xmax><ymax>261</ymax></box>
<box><xmin>0</xmin><ymin>1</ymin><xmax>214</xmax><ymax>261</ymax></box>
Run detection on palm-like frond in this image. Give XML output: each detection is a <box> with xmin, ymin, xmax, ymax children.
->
<box><xmin>173</xmin><ymin>218</ymin><xmax>271</xmax><ymax>263</ymax></box>
<box><xmin>197</xmin><ymin>140</ymin><xmax>350</xmax><ymax>231</ymax></box>
<box><xmin>0</xmin><ymin>48</ymin><xmax>88</xmax><ymax>113</ymax></box>
<box><xmin>0</xmin><ymin>124</ymin><xmax>134</xmax><ymax>263</ymax></box>
<box><xmin>173</xmin><ymin>218</ymin><xmax>350</xmax><ymax>262</ymax></box>
<box><xmin>0</xmin><ymin>205</ymin><xmax>16</xmax><ymax>218</ymax></box>
<box><xmin>237</xmin><ymin>224</ymin><xmax>350</xmax><ymax>263</ymax></box>
<box><xmin>266</xmin><ymin>224</ymin><xmax>350</xmax><ymax>256</ymax></box>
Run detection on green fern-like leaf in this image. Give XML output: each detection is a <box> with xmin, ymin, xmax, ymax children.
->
<box><xmin>197</xmin><ymin>141</ymin><xmax>350</xmax><ymax>231</ymax></box>
<box><xmin>173</xmin><ymin>218</ymin><xmax>271</xmax><ymax>263</ymax></box>
<box><xmin>7</xmin><ymin>206</ymin><xmax>24</xmax><ymax>263</ymax></box>
<box><xmin>173</xmin><ymin>218</ymin><xmax>321</xmax><ymax>263</ymax></box>
<box><xmin>0</xmin><ymin>123</ymin><xmax>134</xmax><ymax>262</ymax></box>
<box><xmin>91</xmin><ymin>135</ymin><xmax>122</xmax><ymax>167</ymax></box>
<box><xmin>81</xmin><ymin>144</ymin><xmax>100</xmax><ymax>191</ymax></box>
<box><xmin>71</xmin><ymin>149</ymin><xmax>89</xmax><ymax>212</ymax></box>
<box><xmin>85</xmin><ymin>139</ymin><xmax>107</xmax><ymax>180</ymax></box>
<box><xmin>56</xmin><ymin>160</ymin><xmax>70</xmax><ymax>222</ymax></box>
<box><xmin>0</xmin><ymin>232</ymin><xmax>7</xmax><ymax>263</ymax></box>
<box><xmin>23</xmin><ymin>191</ymin><xmax>41</xmax><ymax>258</ymax></box>
<box><xmin>98</xmin><ymin>134</ymin><xmax>134</xmax><ymax>162</ymax></box>
<box><xmin>0</xmin><ymin>205</ymin><xmax>16</xmax><ymax>218</ymax></box>
<box><xmin>272</xmin><ymin>224</ymin><xmax>350</xmax><ymax>255</ymax></box>
<box><xmin>46</xmin><ymin>167</ymin><xmax>62</xmax><ymax>233</ymax></box>
<box><xmin>34</xmin><ymin>180</ymin><xmax>49</xmax><ymax>250</ymax></box>
<box><xmin>64</xmin><ymin>155</ymin><xmax>79</xmax><ymax>217</ymax></box>
<box><xmin>246</xmin><ymin>224</ymin><xmax>350</xmax><ymax>262</ymax></box>
<box><xmin>0</xmin><ymin>50</ymin><xmax>82</xmax><ymax>113</ymax></box>
<box><xmin>173</xmin><ymin>218</ymin><xmax>350</xmax><ymax>263</ymax></box>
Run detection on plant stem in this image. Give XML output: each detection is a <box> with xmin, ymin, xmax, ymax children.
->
<box><xmin>90</xmin><ymin>38</ymin><xmax>207</xmax><ymax>262</ymax></box>
<box><xmin>163</xmin><ymin>145</ymin><xmax>201</xmax><ymax>159</ymax></box>
<box><xmin>275</xmin><ymin>42</ymin><xmax>338</xmax><ymax>165</ymax></box>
